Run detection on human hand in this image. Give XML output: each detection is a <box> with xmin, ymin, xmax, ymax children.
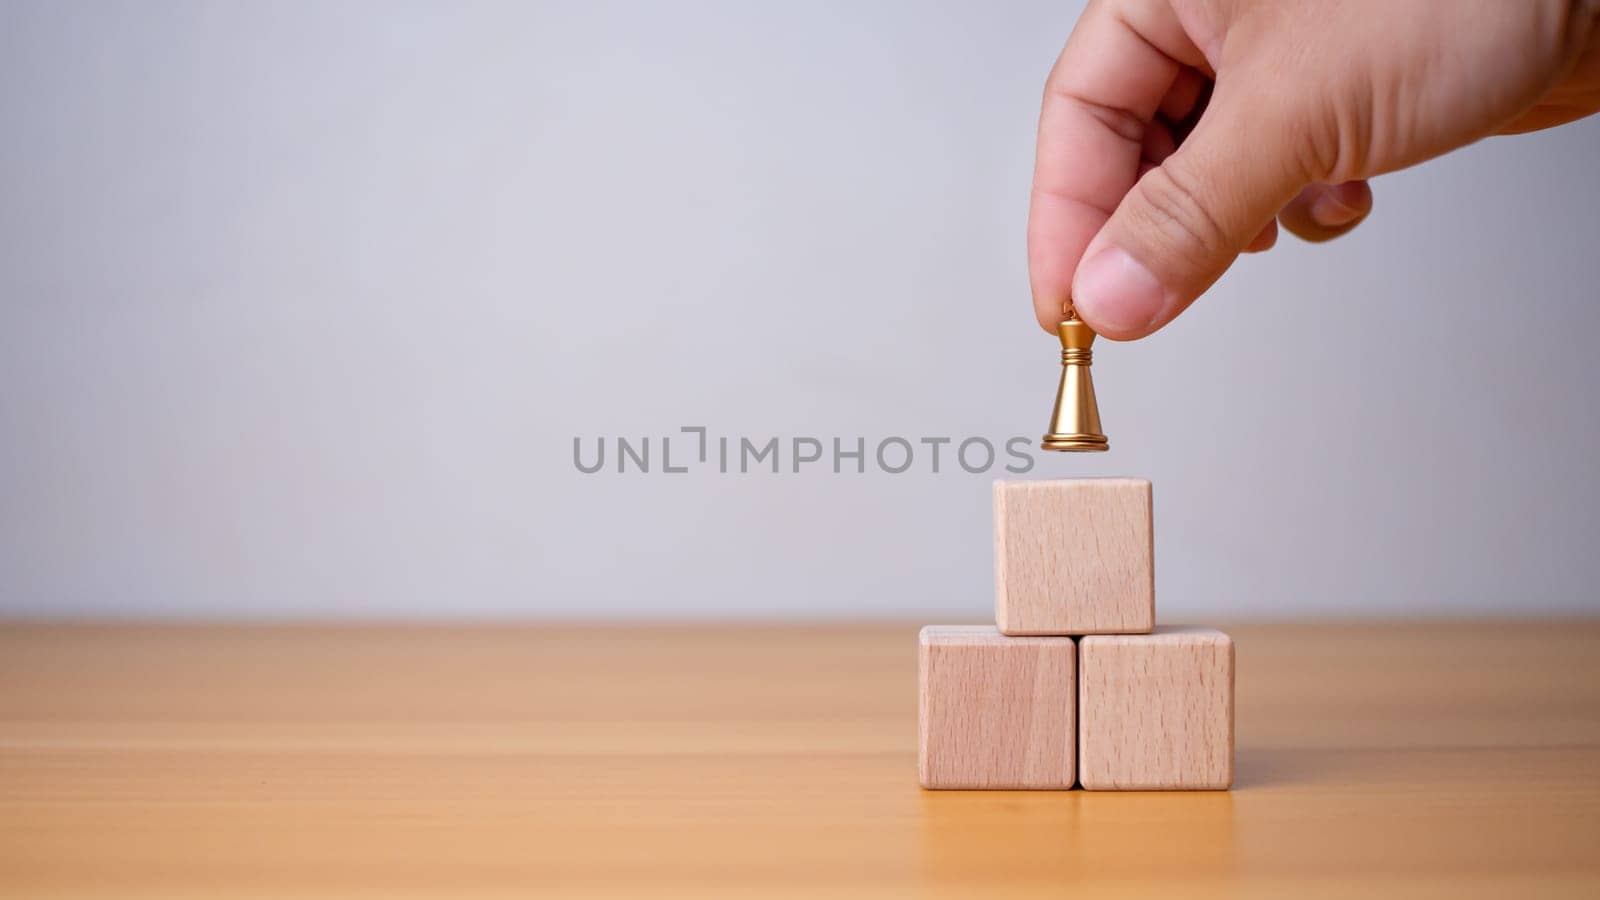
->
<box><xmin>1028</xmin><ymin>0</ymin><xmax>1600</xmax><ymax>339</ymax></box>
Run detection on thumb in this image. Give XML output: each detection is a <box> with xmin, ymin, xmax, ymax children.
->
<box><xmin>1071</xmin><ymin>88</ymin><xmax>1310</xmax><ymax>340</ymax></box>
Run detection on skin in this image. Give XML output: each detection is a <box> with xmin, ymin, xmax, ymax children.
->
<box><xmin>1028</xmin><ymin>0</ymin><xmax>1600</xmax><ymax>339</ymax></box>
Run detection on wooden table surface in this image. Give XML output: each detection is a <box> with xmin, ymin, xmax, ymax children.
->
<box><xmin>3</xmin><ymin>622</ymin><xmax>1598</xmax><ymax>898</ymax></box>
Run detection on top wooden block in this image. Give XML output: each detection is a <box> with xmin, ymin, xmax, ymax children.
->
<box><xmin>994</xmin><ymin>478</ymin><xmax>1154</xmax><ymax>635</ymax></box>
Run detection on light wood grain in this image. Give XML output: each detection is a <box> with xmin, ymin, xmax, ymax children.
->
<box><xmin>1079</xmin><ymin>626</ymin><xmax>1234</xmax><ymax>790</ymax></box>
<box><xmin>2</xmin><ymin>622</ymin><xmax>1600</xmax><ymax>898</ymax></box>
<box><xmin>993</xmin><ymin>478</ymin><xmax>1154</xmax><ymax>635</ymax></box>
<box><xmin>918</xmin><ymin>625</ymin><xmax>1075</xmax><ymax>789</ymax></box>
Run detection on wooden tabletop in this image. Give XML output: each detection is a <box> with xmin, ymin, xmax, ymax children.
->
<box><xmin>2</xmin><ymin>622</ymin><xmax>1598</xmax><ymax>898</ymax></box>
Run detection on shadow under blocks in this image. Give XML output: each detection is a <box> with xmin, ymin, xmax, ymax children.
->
<box><xmin>918</xmin><ymin>478</ymin><xmax>1235</xmax><ymax>791</ymax></box>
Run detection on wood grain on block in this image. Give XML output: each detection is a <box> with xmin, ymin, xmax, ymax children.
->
<box><xmin>993</xmin><ymin>478</ymin><xmax>1154</xmax><ymax>635</ymax></box>
<box><xmin>918</xmin><ymin>625</ymin><xmax>1075</xmax><ymax>790</ymax></box>
<box><xmin>1078</xmin><ymin>626</ymin><xmax>1234</xmax><ymax>790</ymax></box>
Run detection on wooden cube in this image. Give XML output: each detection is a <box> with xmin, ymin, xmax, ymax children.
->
<box><xmin>993</xmin><ymin>478</ymin><xmax>1154</xmax><ymax>635</ymax></box>
<box><xmin>918</xmin><ymin>626</ymin><xmax>1075</xmax><ymax>790</ymax></box>
<box><xmin>1078</xmin><ymin>626</ymin><xmax>1234</xmax><ymax>790</ymax></box>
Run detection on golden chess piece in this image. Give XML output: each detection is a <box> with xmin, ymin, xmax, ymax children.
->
<box><xmin>1041</xmin><ymin>305</ymin><xmax>1109</xmax><ymax>452</ymax></box>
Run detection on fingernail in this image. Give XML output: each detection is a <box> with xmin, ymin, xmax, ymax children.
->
<box><xmin>1073</xmin><ymin>246</ymin><xmax>1168</xmax><ymax>335</ymax></box>
<box><xmin>1310</xmin><ymin>190</ymin><xmax>1363</xmax><ymax>228</ymax></box>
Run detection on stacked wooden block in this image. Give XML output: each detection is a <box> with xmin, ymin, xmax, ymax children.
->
<box><xmin>918</xmin><ymin>478</ymin><xmax>1234</xmax><ymax>791</ymax></box>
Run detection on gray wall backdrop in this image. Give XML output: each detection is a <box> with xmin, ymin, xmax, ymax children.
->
<box><xmin>2</xmin><ymin>1</ymin><xmax>1597</xmax><ymax>620</ymax></box>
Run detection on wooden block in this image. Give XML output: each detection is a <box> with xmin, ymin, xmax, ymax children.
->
<box><xmin>993</xmin><ymin>478</ymin><xmax>1154</xmax><ymax>635</ymax></box>
<box><xmin>1078</xmin><ymin>626</ymin><xmax>1234</xmax><ymax>790</ymax></box>
<box><xmin>918</xmin><ymin>625</ymin><xmax>1075</xmax><ymax>790</ymax></box>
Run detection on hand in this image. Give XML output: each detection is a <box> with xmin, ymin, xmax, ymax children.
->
<box><xmin>1028</xmin><ymin>0</ymin><xmax>1600</xmax><ymax>339</ymax></box>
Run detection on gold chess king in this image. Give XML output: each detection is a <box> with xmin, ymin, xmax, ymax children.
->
<box><xmin>1042</xmin><ymin>307</ymin><xmax>1108</xmax><ymax>452</ymax></box>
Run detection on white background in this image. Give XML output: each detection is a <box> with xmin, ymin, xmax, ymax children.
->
<box><xmin>2</xmin><ymin>1</ymin><xmax>1597</xmax><ymax>620</ymax></box>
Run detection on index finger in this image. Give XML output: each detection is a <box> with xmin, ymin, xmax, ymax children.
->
<box><xmin>1027</xmin><ymin>0</ymin><xmax>1209</xmax><ymax>331</ymax></box>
